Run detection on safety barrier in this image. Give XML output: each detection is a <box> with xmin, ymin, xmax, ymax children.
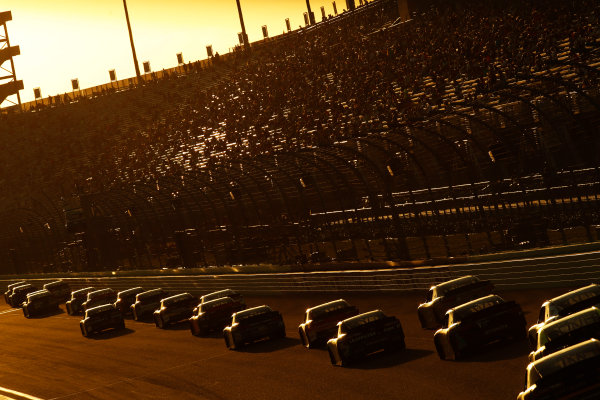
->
<box><xmin>1</xmin><ymin>251</ymin><xmax>599</xmax><ymax>296</ymax></box>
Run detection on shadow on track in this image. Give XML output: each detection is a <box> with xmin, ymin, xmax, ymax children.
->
<box><xmin>237</xmin><ymin>337</ymin><xmax>301</xmax><ymax>353</ymax></box>
<box><xmin>458</xmin><ymin>340</ymin><xmax>530</xmax><ymax>362</ymax></box>
<box><xmin>345</xmin><ymin>348</ymin><xmax>433</xmax><ymax>370</ymax></box>
<box><xmin>28</xmin><ymin>308</ymin><xmax>65</xmax><ymax>319</ymax></box>
<box><xmin>87</xmin><ymin>328</ymin><xmax>135</xmax><ymax>340</ymax></box>
<box><xmin>160</xmin><ymin>322</ymin><xmax>193</xmax><ymax>331</ymax></box>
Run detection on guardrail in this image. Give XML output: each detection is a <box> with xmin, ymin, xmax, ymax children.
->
<box><xmin>1</xmin><ymin>251</ymin><xmax>599</xmax><ymax>295</ymax></box>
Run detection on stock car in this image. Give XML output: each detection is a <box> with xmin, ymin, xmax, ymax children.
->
<box><xmin>417</xmin><ymin>275</ymin><xmax>495</xmax><ymax>329</ymax></box>
<box><xmin>4</xmin><ymin>281</ymin><xmax>26</xmax><ymax>303</ymax></box>
<box><xmin>8</xmin><ymin>284</ymin><xmax>38</xmax><ymax>308</ymax></box>
<box><xmin>81</xmin><ymin>288</ymin><xmax>117</xmax><ymax>313</ymax></box>
<box><xmin>517</xmin><ymin>338</ymin><xmax>600</xmax><ymax>400</ymax></box>
<box><xmin>189</xmin><ymin>296</ymin><xmax>246</xmax><ymax>336</ymax></box>
<box><xmin>199</xmin><ymin>289</ymin><xmax>245</xmax><ymax>307</ymax></box>
<box><xmin>528</xmin><ymin>284</ymin><xmax>600</xmax><ymax>347</ymax></box>
<box><xmin>299</xmin><ymin>299</ymin><xmax>359</xmax><ymax>348</ymax></box>
<box><xmin>327</xmin><ymin>310</ymin><xmax>405</xmax><ymax>366</ymax></box>
<box><xmin>22</xmin><ymin>289</ymin><xmax>61</xmax><ymax>318</ymax></box>
<box><xmin>433</xmin><ymin>294</ymin><xmax>526</xmax><ymax>360</ymax></box>
<box><xmin>66</xmin><ymin>287</ymin><xmax>96</xmax><ymax>315</ymax></box>
<box><xmin>80</xmin><ymin>304</ymin><xmax>125</xmax><ymax>337</ymax></box>
<box><xmin>42</xmin><ymin>280</ymin><xmax>71</xmax><ymax>303</ymax></box>
<box><xmin>131</xmin><ymin>288</ymin><xmax>169</xmax><ymax>321</ymax></box>
<box><xmin>528</xmin><ymin>306</ymin><xmax>600</xmax><ymax>362</ymax></box>
<box><xmin>114</xmin><ymin>287</ymin><xmax>145</xmax><ymax>315</ymax></box>
<box><xmin>223</xmin><ymin>305</ymin><xmax>286</xmax><ymax>350</ymax></box>
<box><xmin>153</xmin><ymin>293</ymin><xmax>196</xmax><ymax>328</ymax></box>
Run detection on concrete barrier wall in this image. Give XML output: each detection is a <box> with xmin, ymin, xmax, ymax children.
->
<box><xmin>2</xmin><ymin>251</ymin><xmax>599</xmax><ymax>296</ymax></box>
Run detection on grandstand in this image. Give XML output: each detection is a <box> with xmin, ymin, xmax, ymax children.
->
<box><xmin>0</xmin><ymin>0</ymin><xmax>599</xmax><ymax>274</ymax></box>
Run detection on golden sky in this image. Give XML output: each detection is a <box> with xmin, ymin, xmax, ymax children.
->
<box><xmin>2</xmin><ymin>0</ymin><xmax>344</xmax><ymax>104</ymax></box>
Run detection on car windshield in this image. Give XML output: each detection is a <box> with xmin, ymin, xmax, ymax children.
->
<box><xmin>432</xmin><ymin>276</ymin><xmax>479</xmax><ymax>299</ymax></box>
<box><xmin>307</xmin><ymin>300</ymin><xmax>349</xmax><ymax>321</ymax></box>
<box><xmin>539</xmin><ymin>308</ymin><xmax>600</xmax><ymax>346</ymax></box>
<box><xmin>44</xmin><ymin>281</ymin><xmax>66</xmax><ymax>290</ymax></box>
<box><xmin>162</xmin><ymin>293</ymin><xmax>192</xmax><ymax>307</ymax></box>
<box><xmin>137</xmin><ymin>289</ymin><xmax>164</xmax><ymax>301</ymax></box>
<box><xmin>118</xmin><ymin>287</ymin><xmax>143</xmax><ymax>299</ymax></box>
<box><xmin>233</xmin><ymin>306</ymin><xmax>271</xmax><ymax>323</ymax></box>
<box><xmin>550</xmin><ymin>285</ymin><xmax>600</xmax><ymax>316</ymax></box>
<box><xmin>527</xmin><ymin>339</ymin><xmax>600</xmax><ymax>387</ymax></box>
<box><xmin>28</xmin><ymin>291</ymin><xmax>51</xmax><ymax>301</ymax></box>
<box><xmin>86</xmin><ymin>304</ymin><xmax>114</xmax><ymax>317</ymax></box>
<box><xmin>87</xmin><ymin>289</ymin><xmax>113</xmax><ymax>300</ymax></box>
<box><xmin>72</xmin><ymin>287</ymin><xmax>94</xmax><ymax>299</ymax></box>
<box><xmin>202</xmin><ymin>289</ymin><xmax>236</xmax><ymax>303</ymax></box>
<box><xmin>200</xmin><ymin>297</ymin><xmax>233</xmax><ymax>312</ymax></box>
<box><xmin>339</xmin><ymin>310</ymin><xmax>385</xmax><ymax>334</ymax></box>
<box><xmin>452</xmin><ymin>295</ymin><xmax>503</xmax><ymax>322</ymax></box>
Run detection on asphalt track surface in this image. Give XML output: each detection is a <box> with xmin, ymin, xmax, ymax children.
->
<box><xmin>0</xmin><ymin>287</ymin><xmax>578</xmax><ymax>400</ymax></box>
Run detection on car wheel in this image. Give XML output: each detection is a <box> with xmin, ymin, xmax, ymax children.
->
<box><xmin>23</xmin><ymin>308</ymin><xmax>30</xmax><ymax>318</ymax></box>
<box><xmin>434</xmin><ymin>336</ymin><xmax>447</xmax><ymax>360</ymax></box>
<box><xmin>224</xmin><ymin>332</ymin><xmax>232</xmax><ymax>349</ymax></box>
<box><xmin>327</xmin><ymin>347</ymin><xmax>338</xmax><ymax>366</ymax></box>
<box><xmin>81</xmin><ymin>325</ymin><xmax>88</xmax><ymax>337</ymax></box>
<box><xmin>155</xmin><ymin>315</ymin><xmax>165</xmax><ymax>329</ymax></box>
<box><xmin>299</xmin><ymin>328</ymin><xmax>309</xmax><ymax>348</ymax></box>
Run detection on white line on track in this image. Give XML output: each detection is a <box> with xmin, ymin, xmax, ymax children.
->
<box><xmin>0</xmin><ymin>309</ymin><xmax>20</xmax><ymax>315</ymax></box>
<box><xmin>47</xmin><ymin>351</ymin><xmax>231</xmax><ymax>400</ymax></box>
<box><xmin>0</xmin><ymin>386</ymin><xmax>44</xmax><ymax>400</ymax></box>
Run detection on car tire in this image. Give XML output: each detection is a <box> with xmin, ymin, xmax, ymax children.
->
<box><xmin>23</xmin><ymin>307</ymin><xmax>30</xmax><ymax>318</ymax></box>
<box><xmin>224</xmin><ymin>332</ymin><xmax>232</xmax><ymax>349</ymax></box>
<box><xmin>434</xmin><ymin>336</ymin><xmax>447</xmax><ymax>360</ymax></box>
<box><xmin>155</xmin><ymin>315</ymin><xmax>165</xmax><ymax>329</ymax></box>
<box><xmin>328</xmin><ymin>347</ymin><xmax>338</xmax><ymax>365</ymax></box>
<box><xmin>81</xmin><ymin>324</ymin><xmax>88</xmax><ymax>337</ymax></box>
<box><xmin>299</xmin><ymin>328</ymin><xmax>309</xmax><ymax>348</ymax></box>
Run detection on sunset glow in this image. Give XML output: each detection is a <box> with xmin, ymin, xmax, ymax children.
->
<box><xmin>3</xmin><ymin>0</ymin><xmax>342</xmax><ymax>104</ymax></box>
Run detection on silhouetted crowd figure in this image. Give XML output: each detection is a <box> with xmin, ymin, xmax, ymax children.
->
<box><xmin>0</xmin><ymin>0</ymin><xmax>598</xmax><ymax>213</ymax></box>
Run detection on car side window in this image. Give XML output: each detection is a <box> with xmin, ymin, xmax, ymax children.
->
<box><xmin>426</xmin><ymin>289</ymin><xmax>433</xmax><ymax>302</ymax></box>
<box><xmin>444</xmin><ymin>313</ymin><xmax>450</xmax><ymax>328</ymax></box>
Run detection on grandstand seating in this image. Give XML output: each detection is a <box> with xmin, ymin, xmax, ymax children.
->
<box><xmin>0</xmin><ymin>0</ymin><xmax>599</xmax><ymax>272</ymax></box>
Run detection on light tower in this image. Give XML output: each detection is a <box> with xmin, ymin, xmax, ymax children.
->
<box><xmin>0</xmin><ymin>11</ymin><xmax>23</xmax><ymax>109</ymax></box>
<box><xmin>122</xmin><ymin>0</ymin><xmax>142</xmax><ymax>81</ymax></box>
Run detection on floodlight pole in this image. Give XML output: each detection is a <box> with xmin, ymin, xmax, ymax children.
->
<box><xmin>306</xmin><ymin>0</ymin><xmax>315</xmax><ymax>24</ymax></box>
<box><xmin>123</xmin><ymin>0</ymin><xmax>142</xmax><ymax>81</ymax></box>
<box><xmin>236</xmin><ymin>0</ymin><xmax>250</xmax><ymax>52</ymax></box>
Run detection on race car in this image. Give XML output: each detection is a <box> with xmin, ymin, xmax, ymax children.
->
<box><xmin>517</xmin><ymin>338</ymin><xmax>600</xmax><ymax>400</ymax></box>
<box><xmin>4</xmin><ymin>281</ymin><xmax>26</xmax><ymax>303</ymax></box>
<box><xmin>114</xmin><ymin>287</ymin><xmax>144</xmax><ymax>315</ymax></box>
<box><xmin>298</xmin><ymin>299</ymin><xmax>359</xmax><ymax>348</ymax></box>
<box><xmin>196</xmin><ymin>289</ymin><xmax>245</xmax><ymax>313</ymax></box>
<box><xmin>80</xmin><ymin>304</ymin><xmax>125</xmax><ymax>337</ymax></box>
<box><xmin>528</xmin><ymin>306</ymin><xmax>600</xmax><ymax>362</ymax></box>
<box><xmin>528</xmin><ymin>284</ymin><xmax>600</xmax><ymax>348</ymax></box>
<box><xmin>223</xmin><ymin>305</ymin><xmax>285</xmax><ymax>350</ymax></box>
<box><xmin>153</xmin><ymin>293</ymin><xmax>197</xmax><ymax>328</ymax></box>
<box><xmin>433</xmin><ymin>294</ymin><xmax>526</xmax><ymax>360</ymax></box>
<box><xmin>327</xmin><ymin>310</ymin><xmax>405</xmax><ymax>366</ymax></box>
<box><xmin>42</xmin><ymin>280</ymin><xmax>71</xmax><ymax>303</ymax></box>
<box><xmin>418</xmin><ymin>275</ymin><xmax>495</xmax><ymax>329</ymax></box>
<box><xmin>190</xmin><ymin>296</ymin><xmax>246</xmax><ymax>336</ymax></box>
<box><xmin>131</xmin><ymin>288</ymin><xmax>169</xmax><ymax>321</ymax></box>
<box><xmin>8</xmin><ymin>284</ymin><xmax>38</xmax><ymax>308</ymax></box>
<box><xmin>66</xmin><ymin>287</ymin><xmax>96</xmax><ymax>315</ymax></box>
<box><xmin>81</xmin><ymin>288</ymin><xmax>117</xmax><ymax>313</ymax></box>
<box><xmin>22</xmin><ymin>289</ymin><xmax>61</xmax><ymax>318</ymax></box>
